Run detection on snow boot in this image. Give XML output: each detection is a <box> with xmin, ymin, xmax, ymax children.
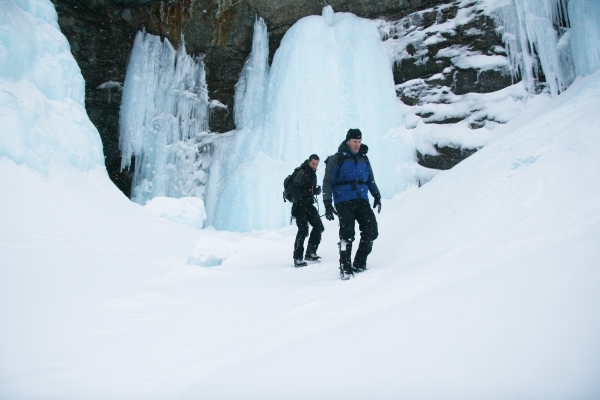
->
<box><xmin>338</xmin><ymin>239</ymin><xmax>354</xmax><ymax>280</ymax></box>
<box><xmin>353</xmin><ymin>239</ymin><xmax>373</xmax><ymax>273</ymax></box>
<box><xmin>305</xmin><ymin>241</ymin><xmax>321</xmax><ymax>263</ymax></box>
<box><xmin>305</xmin><ymin>253</ymin><xmax>322</xmax><ymax>263</ymax></box>
<box><xmin>294</xmin><ymin>259</ymin><xmax>308</xmax><ymax>268</ymax></box>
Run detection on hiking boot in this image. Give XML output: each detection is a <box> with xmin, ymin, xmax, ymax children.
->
<box><xmin>353</xmin><ymin>239</ymin><xmax>372</xmax><ymax>273</ymax></box>
<box><xmin>338</xmin><ymin>239</ymin><xmax>353</xmax><ymax>280</ymax></box>
<box><xmin>305</xmin><ymin>253</ymin><xmax>322</xmax><ymax>263</ymax></box>
<box><xmin>353</xmin><ymin>264</ymin><xmax>367</xmax><ymax>273</ymax></box>
<box><xmin>340</xmin><ymin>267</ymin><xmax>354</xmax><ymax>280</ymax></box>
<box><xmin>294</xmin><ymin>259</ymin><xmax>307</xmax><ymax>268</ymax></box>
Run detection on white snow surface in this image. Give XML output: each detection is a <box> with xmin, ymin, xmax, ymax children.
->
<box><xmin>142</xmin><ymin>196</ymin><xmax>207</xmax><ymax>229</ymax></box>
<box><xmin>2</xmin><ymin>70</ymin><xmax>600</xmax><ymax>399</ymax></box>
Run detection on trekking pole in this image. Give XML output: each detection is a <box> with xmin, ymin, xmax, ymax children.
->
<box><xmin>315</xmin><ymin>195</ymin><xmax>327</xmax><ymax>218</ymax></box>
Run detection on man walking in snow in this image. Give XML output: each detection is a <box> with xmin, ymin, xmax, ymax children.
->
<box><xmin>289</xmin><ymin>154</ymin><xmax>325</xmax><ymax>267</ymax></box>
<box><xmin>322</xmin><ymin>128</ymin><xmax>381</xmax><ymax>280</ymax></box>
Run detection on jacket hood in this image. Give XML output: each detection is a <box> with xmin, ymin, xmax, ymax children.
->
<box><xmin>338</xmin><ymin>141</ymin><xmax>369</xmax><ymax>155</ymax></box>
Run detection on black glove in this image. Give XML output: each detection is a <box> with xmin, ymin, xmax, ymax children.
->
<box><xmin>373</xmin><ymin>196</ymin><xmax>381</xmax><ymax>214</ymax></box>
<box><xmin>324</xmin><ymin>200</ymin><xmax>337</xmax><ymax>221</ymax></box>
<box><xmin>314</xmin><ymin>185</ymin><xmax>322</xmax><ymax>196</ymax></box>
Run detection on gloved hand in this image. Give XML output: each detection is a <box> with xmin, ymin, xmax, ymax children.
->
<box><xmin>314</xmin><ymin>185</ymin><xmax>322</xmax><ymax>196</ymax></box>
<box><xmin>324</xmin><ymin>200</ymin><xmax>337</xmax><ymax>221</ymax></box>
<box><xmin>373</xmin><ymin>196</ymin><xmax>382</xmax><ymax>214</ymax></box>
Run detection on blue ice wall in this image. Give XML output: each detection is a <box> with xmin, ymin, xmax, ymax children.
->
<box><xmin>204</xmin><ymin>8</ymin><xmax>414</xmax><ymax>232</ymax></box>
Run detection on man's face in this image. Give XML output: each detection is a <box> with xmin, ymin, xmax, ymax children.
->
<box><xmin>347</xmin><ymin>138</ymin><xmax>361</xmax><ymax>153</ymax></box>
<box><xmin>309</xmin><ymin>159</ymin><xmax>319</xmax><ymax>171</ymax></box>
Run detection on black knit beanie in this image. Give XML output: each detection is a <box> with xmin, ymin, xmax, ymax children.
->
<box><xmin>346</xmin><ymin>128</ymin><xmax>362</xmax><ymax>141</ymax></box>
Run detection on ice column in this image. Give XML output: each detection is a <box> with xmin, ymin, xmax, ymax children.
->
<box><xmin>494</xmin><ymin>0</ymin><xmax>573</xmax><ymax>96</ymax></box>
<box><xmin>205</xmin><ymin>7</ymin><xmax>411</xmax><ymax>231</ymax></box>
<box><xmin>493</xmin><ymin>0</ymin><xmax>600</xmax><ymax>96</ymax></box>
<box><xmin>119</xmin><ymin>31</ymin><xmax>210</xmax><ymax>204</ymax></box>
<box><xmin>568</xmin><ymin>0</ymin><xmax>600</xmax><ymax>77</ymax></box>
<box><xmin>234</xmin><ymin>17</ymin><xmax>270</xmax><ymax>131</ymax></box>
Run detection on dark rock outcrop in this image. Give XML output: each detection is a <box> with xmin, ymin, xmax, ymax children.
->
<box><xmin>417</xmin><ymin>145</ymin><xmax>479</xmax><ymax>170</ymax></box>
<box><xmin>51</xmin><ymin>0</ymin><xmax>508</xmax><ymax>194</ymax></box>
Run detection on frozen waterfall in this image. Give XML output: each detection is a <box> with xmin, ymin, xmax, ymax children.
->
<box><xmin>234</xmin><ymin>17</ymin><xmax>270</xmax><ymax>131</ymax></box>
<box><xmin>568</xmin><ymin>0</ymin><xmax>600</xmax><ymax>77</ymax></box>
<box><xmin>204</xmin><ymin>8</ymin><xmax>413</xmax><ymax>232</ymax></box>
<box><xmin>119</xmin><ymin>31</ymin><xmax>210</xmax><ymax>204</ymax></box>
<box><xmin>0</xmin><ymin>0</ymin><xmax>103</xmax><ymax>173</ymax></box>
<box><xmin>493</xmin><ymin>0</ymin><xmax>600</xmax><ymax>97</ymax></box>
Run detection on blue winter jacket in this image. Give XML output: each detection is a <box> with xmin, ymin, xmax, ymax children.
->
<box><xmin>322</xmin><ymin>141</ymin><xmax>380</xmax><ymax>206</ymax></box>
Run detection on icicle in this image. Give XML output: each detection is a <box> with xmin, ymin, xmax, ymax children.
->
<box><xmin>568</xmin><ymin>0</ymin><xmax>600</xmax><ymax>77</ymax></box>
<box><xmin>119</xmin><ymin>31</ymin><xmax>210</xmax><ymax>204</ymax></box>
<box><xmin>233</xmin><ymin>17</ymin><xmax>269</xmax><ymax>130</ymax></box>
<box><xmin>495</xmin><ymin>0</ymin><xmax>574</xmax><ymax>96</ymax></box>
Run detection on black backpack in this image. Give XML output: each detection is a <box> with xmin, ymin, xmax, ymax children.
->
<box><xmin>283</xmin><ymin>167</ymin><xmax>301</xmax><ymax>202</ymax></box>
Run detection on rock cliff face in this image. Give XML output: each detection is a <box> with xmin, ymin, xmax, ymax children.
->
<box><xmin>51</xmin><ymin>0</ymin><xmax>510</xmax><ymax>195</ymax></box>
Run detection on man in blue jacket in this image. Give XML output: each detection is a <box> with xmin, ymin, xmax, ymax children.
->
<box><xmin>322</xmin><ymin>128</ymin><xmax>382</xmax><ymax>280</ymax></box>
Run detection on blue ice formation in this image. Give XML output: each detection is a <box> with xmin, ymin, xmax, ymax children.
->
<box><xmin>493</xmin><ymin>0</ymin><xmax>600</xmax><ymax>97</ymax></box>
<box><xmin>568</xmin><ymin>0</ymin><xmax>600</xmax><ymax>77</ymax></box>
<box><xmin>0</xmin><ymin>0</ymin><xmax>104</xmax><ymax>173</ymax></box>
<box><xmin>204</xmin><ymin>8</ymin><xmax>414</xmax><ymax>231</ymax></box>
<box><xmin>119</xmin><ymin>31</ymin><xmax>210</xmax><ymax>204</ymax></box>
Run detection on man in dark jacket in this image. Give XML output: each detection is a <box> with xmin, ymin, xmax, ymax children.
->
<box><xmin>322</xmin><ymin>129</ymin><xmax>381</xmax><ymax>279</ymax></box>
<box><xmin>289</xmin><ymin>154</ymin><xmax>325</xmax><ymax>267</ymax></box>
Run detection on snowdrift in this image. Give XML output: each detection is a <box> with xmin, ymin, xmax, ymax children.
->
<box><xmin>2</xmin><ymin>73</ymin><xmax>599</xmax><ymax>400</ymax></box>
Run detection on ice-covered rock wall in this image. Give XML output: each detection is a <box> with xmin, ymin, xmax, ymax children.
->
<box><xmin>492</xmin><ymin>0</ymin><xmax>600</xmax><ymax>97</ymax></box>
<box><xmin>119</xmin><ymin>31</ymin><xmax>211</xmax><ymax>204</ymax></box>
<box><xmin>205</xmin><ymin>7</ymin><xmax>413</xmax><ymax>231</ymax></box>
<box><xmin>0</xmin><ymin>0</ymin><xmax>104</xmax><ymax>173</ymax></box>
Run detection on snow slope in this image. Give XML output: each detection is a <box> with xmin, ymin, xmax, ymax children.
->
<box><xmin>2</xmin><ymin>73</ymin><xmax>600</xmax><ymax>399</ymax></box>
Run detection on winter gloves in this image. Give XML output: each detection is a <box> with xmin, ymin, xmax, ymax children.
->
<box><xmin>314</xmin><ymin>185</ymin><xmax>322</xmax><ymax>196</ymax></box>
<box><xmin>373</xmin><ymin>196</ymin><xmax>381</xmax><ymax>214</ymax></box>
<box><xmin>324</xmin><ymin>200</ymin><xmax>337</xmax><ymax>221</ymax></box>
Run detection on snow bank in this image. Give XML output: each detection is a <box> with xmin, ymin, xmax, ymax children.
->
<box><xmin>143</xmin><ymin>196</ymin><xmax>207</xmax><ymax>229</ymax></box>
<box><xmin>178</xmin><ymin>71</ymin><xmax>600</xmax><ymax>400</ymax></box>
<box><xmin>1</xmin><ymin>54</ymin><xmax>599</xmax><ymax>400</ymax></box>
<box><xmin>0</xmin><ymin>0</ymin><xmax>103</xmax><ymax>173</ymax></box>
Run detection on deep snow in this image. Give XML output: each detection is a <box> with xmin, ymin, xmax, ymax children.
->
<box><xmin>1</xmin><ymin>0</ymin><xmax>600</xmax><ymax>398</ymax></box>
<box><xmin>0</xmin><ymin>73</ymin><xmax>600</xmax><ymax>399</ymax></box>
<box><xmin>2</xmin><ymin>70</ymin><xmax>600</xmax><ymax>400</ymax></box>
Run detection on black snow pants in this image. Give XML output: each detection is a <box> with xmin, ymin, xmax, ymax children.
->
<box><xmin>336</xmin><ymin>199</ymin><xmax>379</xmax><ymax>272</ymax></box>
<box><xmin>292</xmin><ymin>201</ymin><xmax>324</xmax><ymax>260</ymax></box>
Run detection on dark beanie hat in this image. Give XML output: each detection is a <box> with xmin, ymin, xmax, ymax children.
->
<box><xmin>346</xmin><ymin>128</ymin><xmax>362</xmax><ymax>141</ymax></box>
